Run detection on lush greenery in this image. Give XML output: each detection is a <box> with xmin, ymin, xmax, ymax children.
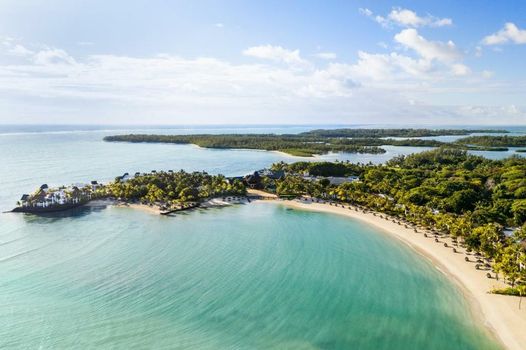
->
<box><xmin>104</xmin><ymin>133</ymin><xmax>387</xmax><ymax>156</ymax></box>
<box><xmin>98</xmin><ymin>170</ymin><xmax>245</xmax><ymax>204</ymax></box>
<box><xmin>492</xmin><ymin>286</ymin><xmax>526</xmax><ymax>296</ymax></box>
<box><xmin>466</xmin><ymin>146</ymin><xmax>509</xmax><ymax>152</ymax></box>
<box><xmin>103</xmin><ymin>129</ymin><xmax>467</xmax><ymax>157</ymax></box>
<box><xmin>300</xmin><ymin>128</ymin><xmax>506</xmax><ymax>138</ymax></box>
<box><xmin>268</xmin><ymin>149</ymin><xmax>526</xmax><ymax>291</ymax></box>
<box><xmin>457</xmin><ymin>135</ymin><xmax>526</xmax><ymax>147</ymax></box>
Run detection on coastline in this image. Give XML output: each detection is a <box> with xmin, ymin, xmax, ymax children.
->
<box><xmin>270</xmin><ymin>198</ymin><xmax>526</xmax><ymax>350</ymax></box>
<box><xmin>88</xmin><ymin>197</ymin><xmax>249</xmax><ymax>215</ymax></box>
<box><xmin>89</xmin><ymin>195</ymin><xmax>526</xmax><ymax>349</ymax></box>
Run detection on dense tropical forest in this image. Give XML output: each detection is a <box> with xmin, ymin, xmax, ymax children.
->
<box><xmin>267</xmin><ymin>149</ymin><xmax>526</xmax><ymax>295</ymax></box>
<box><xmin>456</xmin><ymin>135</ymin><xmax>526</xmax><ymax>147</ymax></box>
<box><xmin>95</xmin><ymin>170</ymin><xmax>245</xmax><ymax>204</ymax></box>
<box><xmin>103</xmin><ymin>128</ymin><xmax>507</xmax><ymax>157</ymax></box>
<box><xmin>104</xmin><ymin>134</ymin><xmax>385</xmax><ymax>156</ymax></box>
<box><xmin>300</xmin><ymin>128</ymin><xmax>506</xmax><ymax>138</ymax></box>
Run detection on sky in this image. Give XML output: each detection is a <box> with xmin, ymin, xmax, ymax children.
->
<box><xmin>0</xmin><ymin>0</ymin><xmax>525</xmax><ymax>125</ymax></box>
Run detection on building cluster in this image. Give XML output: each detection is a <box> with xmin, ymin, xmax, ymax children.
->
<box><xmin>17</xmin><ymin>181</ymin><xmax>101</xmax><ymax>209</ymax></box>
<box><xmin>240</xmin><ymin>168</ymin><xmax>361</xmax><ymax>189</ymax></box>
<box><xmin>301</xmin><ymin>174</ymin><xmax>360</xmax><ymax>186</ymax></box>
<box><xmin>243</xmin><ymin>169</ymin><xmax>285</xmax><ymax>189</ymax></box>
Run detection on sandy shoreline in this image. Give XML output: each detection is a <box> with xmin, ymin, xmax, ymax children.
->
<box><xmin>270</xmin><ymin>198</ymin><xmax>526</xmax><ymax>350</ymax></box>
<box><xmin>89</xmin><ymin>196</ymin><xmax>526</xmax><ymax>349</ymax></box>
<box><xmin>88</xmin><ymin>197</ymin><xmax>249</xmax><ymax>215</ymax></box>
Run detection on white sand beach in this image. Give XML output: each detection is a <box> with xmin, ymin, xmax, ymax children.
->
<box><xmin>91</xmin><ymin>195</ymin><xmax>526</xmax><ymax>349</ymax></box>
<box><xmin>89</xmin><ymin>197</ymin><xmax>250</xmax><ymax>215</ymax></box>
<box><xmin>268</xmin><ymin>198</ymin><xmax>526</xmax><ymax>350</ymax></box>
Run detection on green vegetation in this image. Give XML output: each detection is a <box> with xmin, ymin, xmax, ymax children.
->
<box><xmin>104</xmin><ymin>133</ymin><xmax>388</xmax><ymax>156</ymax></box>
<box><xmin>466</xmin><ymin>146</ymin><xmax>509</xmax><ymax>152</ymax></box>
<box><xmin>457</xmin><ymin>135</ymin><xmax>526</xmax><ymax>147</ymax></box>
<box><xmin>300</xmin><ymin>128</ymin><xmax>506</xmax><ymax>138</ymax></box>
<box><xmin>492</xmin><ymin>285</ymin><xmax>526</xmax><ymax>297</ymax></box>
<box><xmin>102</xmin><ymin>128</ymin><xmax>466</xmax><ymax>157</ymax></box>
<box><xmin>267</xmin><ymin>149</ymin><xmax>526</xmax><ymax>292</ymax></box>
<box><xmin>104</xmin><ymin>128</ymin><xmax>513</xmax><ymax>156</ymax></box>
<box><xmin>99</xmin><ymin>170</ymin><xmax>245</xmax><ymax>205</ymax></box>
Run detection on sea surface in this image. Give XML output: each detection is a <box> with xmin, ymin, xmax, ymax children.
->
<box><xmin>1</xmin><ymin>124</ymin><xmax>522</xmax><ymax>349</ymax></box>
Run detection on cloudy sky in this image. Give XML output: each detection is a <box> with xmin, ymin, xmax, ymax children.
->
<box><xmin>0</xmin><ymin>0</ymin><xmax>525</xmax><ymax>125</ymax></box>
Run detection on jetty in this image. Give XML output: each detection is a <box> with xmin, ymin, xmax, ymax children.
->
<box><xmin>160</xmin><ymin>202</ymin><xmax>200</xmax><ymax>215</ymax></box>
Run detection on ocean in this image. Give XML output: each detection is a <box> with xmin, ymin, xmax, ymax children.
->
<box><xmin>1</xmin><ymin>124</ymin><xmax>520</xmax><ymax>349</ymax></box>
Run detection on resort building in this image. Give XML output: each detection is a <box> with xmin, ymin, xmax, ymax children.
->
<box><xmin>256</xmin><ymin>168</ymin><xmax>285</xmax><ymax>180</ymax></box>
<box><xmin>116</xmin><ymin>173</ymin><xmax>130</xmax><ymax>182</ymax></box>
<box><xmin>301</xmin><ymin>175</ymin><xmax>360</xmax><ymax>185</ymax></box>
<box><xmin>91</xmin><ymin>180</ymin><xmax>101</xmax><ymax>190</ymax></box>
<box><xmin>16</xmin><ymin>183</ymin><xmax>92</xmax><ymax>209</ymax></box>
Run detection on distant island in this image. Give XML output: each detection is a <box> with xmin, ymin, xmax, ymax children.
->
<box><xmin>298</xmin><ymin>128</ymin><xmax>507</xmax><ymax>138</ymax></box>
<box><xmin>456</xmin><ymin>135</ymin><xmax>526</xmax><ymax>148</ymax></box>
<box><xmin>103</xmin><ymin>128</ymin><xmax>508</xmax><ymax>157</ymax></box>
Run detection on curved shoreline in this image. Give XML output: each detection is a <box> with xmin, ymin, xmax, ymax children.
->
<box><xmin>271</xmin><ymin>198</ymin><xmax>526</xmax><ymax>350</ymax></box>
<box><xmin>90</xmin><ymin>196</ymin><xmax>525</xmax><ymax>348</ymax></box>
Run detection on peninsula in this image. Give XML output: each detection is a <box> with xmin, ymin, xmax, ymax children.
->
<box><xmin>11</xmin><ymin>147</ymin><xmax>526</xmax><ymax>348</ymax></box>
<box><xmin>14</xmin><ymin>148</ymin><xmax>525</xmax><ymax>298</ymax></box>
<box><xmin>103</xmin><ymin>128</ymin><xmax>507</xmax><ymax>157</ymax></box>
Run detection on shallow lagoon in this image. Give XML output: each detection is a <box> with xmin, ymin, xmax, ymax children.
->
<box><xmin>0</xmin><ymin>203</ymin><xmax>501</xmax><ymax>349</ymax></box>
<box><xmin>0</xmin><ymin>124</ymin><xmax>522</xmax><ymax>349</ymax></box>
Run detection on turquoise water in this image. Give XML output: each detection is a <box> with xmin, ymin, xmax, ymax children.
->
<box><xmin>0</xmin><ymin>124</ymin><xmax>521</xmax><ymax>349</ymax></box>
<box><xmin>0</xmin><ymin>203</ymin><xmax>501</xmax><ymax>349</ymax></box>
<box><xmin>0</xmin><ymin>124</ymin><xmax>524</xmax><ymax>212</ymax></box>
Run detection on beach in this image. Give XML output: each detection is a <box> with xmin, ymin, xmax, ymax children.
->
<box><xmin>88</xmin><ymin>197</ymin><xmax>250</xmax><ymax>216</ymax></box>
<box><xmin>90</xmin><ymin>195</ymin><xmax>526</xmax><ymax>349</ymax></box>
<box><xmin>272</xmin><ymin>198</ymin><xmax>526</xmax><ymax>350</ymax></box>
<box><xmin>93</xmin><ymin>194</ymin><xmax>526</xmax><ymax>349</ymax></box>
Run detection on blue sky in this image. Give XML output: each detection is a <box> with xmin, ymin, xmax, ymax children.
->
<box><xmin>0</xmin><ymin>0</ymin><xmax>525</xmax><ymax>125</ymax></box>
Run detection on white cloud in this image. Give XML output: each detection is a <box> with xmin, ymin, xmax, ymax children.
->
<box><xmin>0</xmin><ymin>39</ymin><xmax>522</xmax><ymax>125</ymax></box>
<box><xmin>358</xmin><ymin>8</ymin><xmax>372</xmax><ymax>17</ymax></box>
<box><xmin>8</xmin><ymin>44</ymin><xmax>34</xmax><ymax>57</ymax></box>
<box><xmin>2</xmin><ymin>37</ymin><xmax>34</xmax><ymax>57</ymax></box>
<box><xmin>457</xmin><ymin>104</ymin><xmax>524</xmax><ymax>117</ymax></box>
<box><xmin>243</xmin><ymin>45</ymin><xmax>310</xmax><ymax>68</ymax></box>
<box><xmin>451</xmin><ymin>63</ymin><xmax>470</xmax><ymax>76</ymax></box>
<box><xmin>1</xmin><ymin>46</ymin><xmax>359</xmax><ymax>105</ymax></box>
<box><xmin>432</xmin><ymin>18</ymin><xmax>453</xmax><ymax>27</ymax></box>
<box><xmin>389</xmin><ymin>9</ymin><xmax>425</xmax><ymax>27</ymax></box>
<box><xmin>394</xmin><ymin>28</ymin><xmax>461</xmax><ymax>63</ymax></box>
<box><xmin>314</xmin><ymin>52</ymin><xmax>337</xmax><ymax>60</ymax></box>
<box><xmin>348</xmin><ymin>29</ymin><xmax>471</xmax><ymax>81</ymax></box>
<box><xmin>215</xmin><ymin>23</ymin><xmax>224</xmax><ymax>28</ymax></box>
<box><xmin>361</xmin><ymin>7</ymin><xmax>452</xmax><ymax>28</ymax></box>
<box><xmin>33</xmin><ymin>48</ymin><xmax>76</xmax><ymax>65</ymax></box>
<box><xmin>349</xmin><ymin>51</ymin><xmax>432</xmax><ymax>80</ymax></box>
<box><xmin>483</xmin><ymin>22</ymin><xmax>526</xmax><ymax>45</ymax></box>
